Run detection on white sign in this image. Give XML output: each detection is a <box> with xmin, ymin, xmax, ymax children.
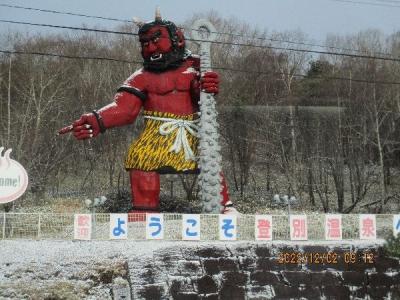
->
<box><xmin>325</xmin><ymin>214</ymin><xmax>342</xmax><ymax>240</ymax></box>
<box><xmin>110</xmin><ymin>214</ymin><xmax>128</xmax><ymax>240</ymax></box>
<box><xmin>290</xmin><ymin>215</ymin><xmax>308</xmax><ymax>241</ymax></box>
<box><xmin>359</xmin><ymin>214</ymin><xmax>376</xmax><ymax>240</ymax></box>
<box><xmin>146</xmin><ymin>213</ymin><xmax>164</xmax><ymax>240</ymax></box>
<box><xmin>255</xmin><ymin>215</ymin><xmax>272</xmax><ymax>241</ymax></box>
<box><xmin>182</xmin><ymin>214</ymin><xmax>200</xmax><ymax>240</ymax></box>
<box><xmin>393</xmin><ymin>215</ymin><xmax>400</xmax><ymax>238</ymax></box>
<box><xmin>74</xmin><ymin>214</ymin><xmax>92</xmax><ymax>240</ymax></box>
<box><xmin>219</xmin><ymin>214</ymin><xmax>237</xmax><ymax>241</ymax></box>
<box><xmin>0</xmin><ymin>148</ymin><xmax>28</xmax><ymax>204</ymax></box>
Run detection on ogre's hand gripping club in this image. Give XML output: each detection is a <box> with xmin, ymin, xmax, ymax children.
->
<box><xmin>192</xmin><ymin>20</ymin><xmax>223</xmax><ymax>214</ymax></box>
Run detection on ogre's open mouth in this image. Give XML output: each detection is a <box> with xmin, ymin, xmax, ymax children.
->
<box><xmin>150</xmin><ymin>53</ymin><xmax>163</xmax><ymax>61</ymax></box>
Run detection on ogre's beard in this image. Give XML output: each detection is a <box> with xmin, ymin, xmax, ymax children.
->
<box><xmin>143</xmin><ymin>48</ymin><xmax>185</xmax><ymax>72</ymax></box>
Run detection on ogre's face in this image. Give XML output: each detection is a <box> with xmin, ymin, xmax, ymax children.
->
<box><xmin>139</xmin><ymin>26</ymin><xmax>172</xmax><ymax>61</ymax></box>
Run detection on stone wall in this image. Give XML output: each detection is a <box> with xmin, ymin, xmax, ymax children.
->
<box><xmin>130</xmin><ymin>242</ymin><xmax>400</xmax><ymax>299</ymax></box>
<box><xmin>0</xmin><ymin>241</ymin><xmax>399</xmax><ymax>299</ymax></box>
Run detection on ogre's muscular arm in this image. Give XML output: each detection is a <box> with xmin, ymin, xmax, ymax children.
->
<box><xmin>59</xmin><ymin>71</ymin><xmax>146</xmax><ymax>139</ymax></box>
<box><xmin>98</xmin><ymin>92</ymin><xmax>142</xmax><ymax>128</ymax></box>
<box><xmin>58</xmin><ymin>61</ymin><xmax>219</xmax><ymax>139</ymax></box>
<box><xmin>98</xmin><ymin>69</ymin><xmax>148</xmax><ymax>130</ymax></box>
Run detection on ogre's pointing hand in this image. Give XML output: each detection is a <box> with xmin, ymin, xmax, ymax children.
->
<box><xmin>200</xmin><ymin>71</ymin><xmax>219</xmax><ymax>94</ymax></box>
<box><xmin>58</xmin><ymin>112</ymin><xmax>103</xmax><ymax>140</ymax></box>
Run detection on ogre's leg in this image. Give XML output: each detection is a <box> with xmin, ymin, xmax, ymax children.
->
<box><xmin>220</xmin><ymin>172</ymin><xmax>230</xmax><ymax>206</ymax></box>
<box><xmin>128</xmin><ymin>170</ymin><xmax>160</xmax><ymax>220</ymax></box>
<box><xmin>220</xmin><ymin>172</ymin><xmax>237</xmax><ymax>214</ymax></box>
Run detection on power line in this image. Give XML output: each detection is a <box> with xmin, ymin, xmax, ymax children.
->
<box><xmin>0</xmin><ymin>3</ymin><xmax>396</xmax><ymax>59</ymax></box>
<box><xmin>372</xmin><ymin>0</ymin><xmax>400</xmax><ymax>3</ymax></box>
<box><xmin>209</xmin><ymin>30</ymin><xmax>395</xmax><ymax>59</ymax></box>
<box><xmin>2</xmin><ymin>49</ymin><xmax>400</xmax><ymax>86</ymax></box>
<box><xmin>0</xmin><ymin>49</ymin><xmax>136</xmax><ymax>64</ymax></box>
<box><xmin>0</xmin><ymin>19</ymin><xmax>137</xmax><ymax>36</ymax></box>
<box><xmin>1</xmin><ymin>19</ymin><xmax>400</xmax><ymax>63</ymax></box>
<box><xmin>328</xmin><ymin>0</ymin><xmax>400</xmax><ymax>7</ymax></box>
<box><xmin>0</xmin><ymin>3</ymin><xmax>132</xmax><ymax>23</ymax></box>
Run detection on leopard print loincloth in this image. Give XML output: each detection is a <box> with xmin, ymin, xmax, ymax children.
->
<box><xmin>125</xmin><ymin>110</ymin><xmax>199</xmax><ymax>173</ymax></box>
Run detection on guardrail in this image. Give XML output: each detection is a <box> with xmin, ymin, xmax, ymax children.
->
<box><xmin>0</xmin><ymin>213</ymin><xmax>397</xmax><ymax>241</ymax></box>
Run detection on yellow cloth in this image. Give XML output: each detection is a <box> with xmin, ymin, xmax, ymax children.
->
<box><xmin>125</xmin><ymin>111</ymin><xmax>199</xmax><ymax>173</ymax></box>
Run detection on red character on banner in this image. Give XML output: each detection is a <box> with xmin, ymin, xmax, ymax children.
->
<box><xmin>361</xmin><ymin>217</ymin><xmax>375</xmax><ymax>238</ymax></box>
<box><xmin>327</xmin><ymin>218</ymin><xmax>341</xmax><ymax>239</ymax></box>
<box><xmin>59</xmin><ymin>9</ymin><xmax>236</xmax><ymax>215</ymax></box>
<box><xmin>256</xmin><ymin>218</ymin><xmax>272</xmax><ymax>240</ymax></box>
<box><xmin>292</xmin><ymin>218</ymin><xmax>307</xmax><ymax>239</ymax></box>
<box><xmin>77</xmin><ymin>215</ymin><xmax>90</xmax><ymax>227</ymax></box>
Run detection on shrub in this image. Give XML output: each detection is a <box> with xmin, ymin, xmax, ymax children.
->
<box><xmin>384</xmin><ymin>234</ymin><xmax>400</xmax><ymax>258</ymax></box>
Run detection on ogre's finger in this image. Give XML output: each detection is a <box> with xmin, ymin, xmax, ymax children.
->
<box><xmin>73</xmin><ymin>129</ymin><xmax>93</xmax><ymax>136</ymax></box>
<box><xmin>203</xmin><ymin>87</ymin><xmax>218</xmax><ymax>94</ymax></box>
<box><xmin>202</xmin><ymin>82</ymin><xmax>218</xmax><ymax>89</ymax></box>
<box><xmin>58</xmin><ymin>125</ymin><xmax>73</xmax><ymax>135</ymax></box>
<box><xmin>202</xmin><ymin>71</ymin><xmax>218</xmax><ymax>78</ymax></box>
<box><xmin>72</xmin><ymin>116</ymin><xmax>88</xmax><ymax>127</ymax></box>
<box><xmin>201</xmin><ymin>77</ymin><xmax>219</xmax><ymax>84</ymax></box>
<box><xmin>73</xmin><ymin>125</ymin><xmax>92</xmax><ymax>133</ymax></box>
<box><xmin>74</xmin><ymin>132</ymin><xmax>93</xmax><ymax>140</ymax></box>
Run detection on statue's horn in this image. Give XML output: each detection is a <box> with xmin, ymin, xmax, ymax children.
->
<box><xmin>132</xmin><ymin>17</ymin><xmax>144</xmax><ymax>28</ymax></box>
<box><xmin>155</xmin><ymin>6</ymin><xmax>162</xmax><ymax>21</ymax></box>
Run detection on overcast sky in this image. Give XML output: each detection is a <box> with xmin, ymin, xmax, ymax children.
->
<box><xmin>0</xmin><ymin>0</ymin><xmax>399</xmax><ymax>43</ymax></box>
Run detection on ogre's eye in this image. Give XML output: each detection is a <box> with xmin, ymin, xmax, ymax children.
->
<box><xmin>152</xmin><ymin>37</ymin><xmax>159</xmax><ymax>43</ymax></box>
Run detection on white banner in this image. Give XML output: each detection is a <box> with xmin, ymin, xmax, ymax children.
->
<box><xmin>325</xmin><ymin>214</ymin><xmax>342</xmax><ymax>240</ymax></box>
<box><xmin>393</xmin><ymin>215</ymin><xmax>400</xmax><ymax>238</ymax></box>
<box><xmin>255</xmin><ymin>215</ymin><xmax>272</xmax><ymax>241</ymax></box>
<box><xmin>219</xmin><ymin>214</ymin><xmax>237</xmax><ymax>241</ymax></box>
<box><xmin>146</xmin><ymin>213</ymin><xmax>164</xmax><ymax>240</ymax></box>
<box><xmin>110</xmin><ymin>214</ymin><xmax>128</xmax><ymax>240</ymax></box>
<box><xmin>359</xmin><ymin>214</ymin><xmax>376</xmax><ymax>240</ymax></box>
<box><xmin>74</xmin><ymin>214</ymin><xmax>92</xmax><ymax>240</ymax></box>
<box><xmin>182</xmin><ymin>214</ymin><xmax>201</xmax><ymax>240</ymax></box>
<box><xmin>290</xmin><ymin>215</ymin><xmax>307</xmax><ymax>240</ymax></box>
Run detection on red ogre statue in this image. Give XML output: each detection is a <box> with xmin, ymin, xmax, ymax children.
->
<box><xmin>60</xmin><ymin>12</ymin><xmax>235</xmax><ymax>215</ymax></box>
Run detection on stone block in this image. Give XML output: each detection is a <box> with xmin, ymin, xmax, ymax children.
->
<box><xmin>222</xmin><ymin>271</ymin><xmax>248</xmax><ymax>286</ymax></box>
<box><xmin>137</xmin><ymin>284</ymin><xmax>164</xmax><ymax>299</ymax></box>
<box><xmin>342</xmin><ymin>271</ymin><xmax>368</xmax><ymax>285</ymax></box>
<box><xmin>196</xmin><ymin>247</ymin><xmax>229</xmax><ymax>258</ymax></box>
<box><xmin>366</xmin><ymin>286</ymin><xmax>390</xmax><ymax>299</ymax></box>
<box><xmin>174</xmin><ymin>292</ymin><xmax>199</xmax><ymax>300</ymax></box>
<box><xmin>220</xmin><ymin>284</ymin><xmax>246</xmax><ymax>300</ymax></box>
<box><xmin>256</xmin><ymin>258</ymin><xmax>274</xmax><ymax>270</ymax></box>
<box><xmin>200</xmin><ymin>293</ymin><xmax>218</xmax><ymax>300</ymax></box>
<box><xmin>299</xmin><ymin>286</ymin><xmax>321</xmax><ymax>299</ymax></box>
<box><xmin>239</xmin><ymin>257</ymin><xmax>256</xmax><ymax>271</ymax></box>
<box><xmin>169</xmin><ymin>280</ymin><xmax>182</xmax><ymax>299</ymax></box>
<box><xmin>232</xmin><ymin>244</ymin><xmax>256</xmax><ymax>256</ymax></box>
<box><xmin>321</xmin><ymin>285</ymin><xmax>350</xmax><ymax>299</ymax></box>
<box><xmin>180</xmin><ymin>261</ymin><xmax>201</xmax><ymax>274</ymax></box>
<box><xmin>391</xmin><ymin>284</ymin><xmax>400</xmax><ymax>299</ymax></box>
<box><xmin>273</xmin><ymin>284</ymin><xmax>303</xmax><ymax>298</ymax></box>
<box><xmin>250</xmin><ymin>271</ymin><xmax>281</xmax><ymax>285</ymax></box>
<box><xmin>196</xmin><ymin>275</ymin><xmax>218</xmax><ymax>294</ymax></box>
<box><xmin>255</xmin><ymin>245</ymin><xmax>272</xmax><ymax>257</ymax></box>
<box><xmin>374</xmin><ymin>256</ymin><xmax>400</xmax><ymax>272</ymax></box>
<box><xmin>203</xmin><ymin>259</ymin><xmax>219</xmax><ymax>275</ymax></box>
<box><xmin>310</xmin><ymin>271</ymin><xmax>343</xmax><ymax>286</ymax></box>
<box><xmin>218</xmin><ymin>258</ymin><xmax>238</xmax><ymax>271</ymax></box>
<box><xmin>349</xmin><ymin>286</ymin><xmax>368</xmax><ymax>299</ymax></box>
<box><xmin>367</xmin><ymin>272</ymin><xmax>395</xmax><ymax>286</ymax></box>
<box><xmin>281</xmin><ymin>271</ymin><xmax>313</xmax><ymax>286</ymax></box>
